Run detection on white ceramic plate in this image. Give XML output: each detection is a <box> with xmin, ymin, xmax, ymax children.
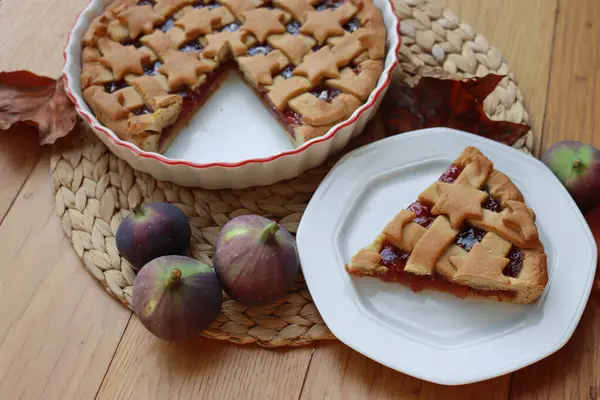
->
<box><xmin>63</xmin><ymin>0</ymin><xmax>401</xmax><ymax>189</ymax></box>
<box><xmin>296</xmin><ymin>128</ymin><xmax>597</xmax><ymax>385</ymax></box>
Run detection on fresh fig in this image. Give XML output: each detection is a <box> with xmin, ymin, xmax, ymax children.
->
<box><xmin>213</xmin><ymin>215</ymin><xmax>299</xmax><ymax>306</ymax></box>
<box><xmin>132</xmin><ymin>255</ymin><xmax>223</xmax><ymax>341</ymax></box>
<box><xmin>542</xmin><ymin>140</ymin><xmax>600</xmax><ymax>213</ymax></box>
<box><xmin>116</xmin><ymin>202</ymin><xmax>191</xmax><ymax>270</ymax></box>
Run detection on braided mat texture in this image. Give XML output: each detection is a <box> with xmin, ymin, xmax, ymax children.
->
<box><xmin>51</xmin><ymin>0</ymin><xmax>534</xmax><ymax>347</ymax></box>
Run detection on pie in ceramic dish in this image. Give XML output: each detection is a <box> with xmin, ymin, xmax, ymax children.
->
<box><xmin>79</xmin><ymin>0</ymin><xmax>387</xmax><ymax>153</ymax></box>
<box><xmin>346</xmin><ymin>146</ymin><xmax>549</xmax><ymax>304</ymax></box>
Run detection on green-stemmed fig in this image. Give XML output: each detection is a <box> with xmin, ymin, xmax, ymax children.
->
<box><xmin>116</xmin><ymin>202</ymin><xmax>191</xmax><ymax>270</ymax></box>
<box><xmin>132</xmin><ymin>255</ymin><xmax>223</xmax><ymax>341</ymax></box>
<box><xmin>213</xmin><ymin>215</ymin><xmax>299</xmax><ymax>306</ymax></box>
<box><xmin>542</xmin><ymin>140</ymin><xmax>600</xmax><ymax>213</ymax></box>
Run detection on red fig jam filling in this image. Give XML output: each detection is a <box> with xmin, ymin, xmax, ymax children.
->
<box><xmin>481</xmin><ymin>186</ymin><xmax>503</xmax><ymax>212</ymax></box>
<box><xmin>220</xmin><ymin>22</ymin><xmax>241</xmax><ymax>32</ymax></box>
<box><xmin>281</xmin><ymin>107</ymin><xmax>303</xmax><ymax>127</ymax></box>
<box><xmin>286</xmin><ymin>21</ymin><xmax>301</xmax><ymax>35</ymax></box>
<box><xmin>503</xmin><ymin>246</ymin><xmax>524</xmax><ymax>278</ymax></box>
<box><xmin>482</xmin><ymin>194</ymin><xmax>502</xmax><ymax>212</ymax></box>
<box><xmin>310</xmin><ymin>86</ymin><xmax>341</xmax><ymax>102</ymax></box>
<box><xmin>247</xmin><ymin>45</ymin><xmax>273</xmax><ymax>56</ymax></box>
<box><xmin>343</xmin><ymin>17</ymin><xmax>361</xmax><ymax>32</ymax></box>
<box><xmin>159</xmin><ymin>17</ymin><xmax>176</xmax><ymax>32</ymax></box>
<box><xmin>144</xmin><ymin>60</ymin><xmax>163</xmax><ymax>76</ymax></box>
<box><xmin>455</xmin><ymin>225</ymin><xmax>486</xmax><ymax>251</ymax></box>
<box><xmin>179</xmin><ymin>40</ymin><xmax>204</xmax><ymax>52</ymax></box>
<box><xmin>350</xmin><ymin>64</ymin><xmax>361</xmax><ymax>75</ymax></box>
<box><xmin>195</xmin><ymin>1</ymin><xmax>220</xmax><ymax>8</ymax></box>
<box><xmin>279</xmin><ymin>65</ymin><xmax>295</xmax><ymax>79</ymax></box>
<box><xmin>134</xmin><ymin>106</ymin><xmax>152</xmax><ymax>115</ymax></box>
<box><xmin>315</xmin><ymin>0</ymin><xmax>345</xmax><ymax>10</ymax></box>
<box><xmin>438</xmin><ymin>164</ymin><xmax>463</xmax><ymax>183</ymax></box>
<box><xmin>122</xmin><ymin>38</ymin><xmax>143</xmax><ymax>48</ymax></box>
<box><xmin>104</xmin><ymin>80</ymin><xmax>128</xmax><ymax>93</ymax></box>
<box><xmin>378</xmin><ymin>241</ymin><xmax>515</xmax><ymax>299</ymax></box>
<box><xmin>407</xmin><ymin>201</ymin><xmax>434</xmax><ymax>228</ymax></box>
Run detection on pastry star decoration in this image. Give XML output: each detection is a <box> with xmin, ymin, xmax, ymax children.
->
<box><xmin>117</xmin><ymin>5</ymin><xmax>165</xmax><ymax>39</ymax></box>
<box><xmin>175</xmin><ymin>7</ymin><xmax>222</xmax><ymax>38</ymax></box>
<box><xmin>100</xmin><ymin>40</ymin><xmax>151</xmax><ymax>80</ymax></box>
<box><xmin>158</xmin><ymin>51</ymin><xmax>213</xmax><ymax>89</ymax></box>
<box><xmin>431</xmin><ymin>182</ymin><xmax>488</xmax><ymax>229</ymax></box>
<box><xmin>154</xmin><ymin>0</ymin><xmax>196</xmax><ymax>17</ymax></box>
<box><xmin>202</xmin><ymin>31</ymin><xmax>248</xmax><ymax>59</ymax></box>
<box><xmin>450</xmin><ymin>243</ymin><xmax>510</xmax><ymax>286</ymax></box>
<box><xmin>238</xmin><ymin>50</ymin><xmax>289</xmax><ymax>85</ymax></box>
<box><xmin>502</xmin><ymin>200</ymin><xmax>539</xmax><ymax>243</ymax></box>
<box><xmin>300</xmin><ymin>9</ymin><xmax>345</xmax><ymax>44</ymax></box>
<box><xmin>241</xmin><ymin>8</ymin><xmax>286</xmax><ymax>43</ymax></box>
<box><xmin>293</xmin><ymin>46</ymin><xmax>340</xmax><ymax>84</ymax></box>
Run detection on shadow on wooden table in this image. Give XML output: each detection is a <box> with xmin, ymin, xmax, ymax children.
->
<box><xmin>301</xmin><ymin>340</ymin><xmax>511</xmax><ymax>399</ymax></box>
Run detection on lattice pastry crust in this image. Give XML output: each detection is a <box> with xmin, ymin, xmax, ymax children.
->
<box><xmin>346</xmin><ymin>146</ymin><xmax>548</xmax><ymax>304</ymax></box>
<box><xmin>79</xmin><ymin>0</ymin><xmax>387</xmax><ymax>153</ymax></box>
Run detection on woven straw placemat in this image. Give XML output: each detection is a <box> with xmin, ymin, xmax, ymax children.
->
<box><xmin>51</xmin><ymin>0</ymin><xmax>535</xmax><ymax>347</ymax></box>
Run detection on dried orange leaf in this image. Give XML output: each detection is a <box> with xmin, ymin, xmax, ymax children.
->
<box><xmin>0</xmin><ymin>71</ymin><xmax>77</xmax><ymax>145</ymax></box>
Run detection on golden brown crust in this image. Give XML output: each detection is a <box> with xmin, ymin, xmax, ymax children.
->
<box><xmin>80</xmin><ymin>0</ymin><xmax>387</xmax><ymax>153</ymax></box>
<box><xmin>346</xmin><ymin>146</ymin><xmax>548</xmax><ymax>305</ymax></box>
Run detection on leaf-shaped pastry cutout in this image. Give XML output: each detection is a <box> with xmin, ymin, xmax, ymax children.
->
<box><xmin>0</xmin><ymin>71</ymin><xmax>77</xmax><ymax>145</ymax></box>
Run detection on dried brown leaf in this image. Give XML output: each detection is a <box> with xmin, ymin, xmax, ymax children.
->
<box><xmin>381</xmin><ymin>68</ymin><xmax>531</xmax><ymax>146</ymax></box>
<box><xmin>0</xmin><ymin>71</ymin><xmax>77</xmax><ymax>144</ymax></box>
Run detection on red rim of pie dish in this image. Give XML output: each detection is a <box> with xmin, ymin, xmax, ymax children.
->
<box><xmin>63</xmin><ymin>0</ymin><xmax>402</xmax><ymax>169</ymax></box>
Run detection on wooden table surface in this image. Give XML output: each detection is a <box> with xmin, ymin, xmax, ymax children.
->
<box><xmin>1</xmin><ymin>0</ymin><xmax>599</xmax><ymax>398</ymax></box>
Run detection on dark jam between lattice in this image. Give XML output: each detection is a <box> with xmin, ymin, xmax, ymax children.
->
<box><xmin>310</xmin><ymin>86</ymin><xmax>341</xmax><ymax>102</ymax></box>
<box><xmin>455</xmin><ymin>225</ymin><xmax>486</xmax><ymax>251</ymax></box>
<box><xmin>378</xmin><ymin>241</ymin><xmax>514</xmax><ymax>299</ymax></box>
<box><xmin>375</xmin><ymin>162</ymin><xmax>522</xmax><ymax>300</ymax></box>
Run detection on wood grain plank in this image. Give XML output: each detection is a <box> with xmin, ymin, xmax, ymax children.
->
<box><xmin>537</xmin><ymin>0</ymin><xmax>600</xmax><ymax>151</ymax></box>
<box><xmin>0</xmin><ymin>152</ymin><xmax>131</xmax><ymax>400</ymax></box>
<box><xmin>440</xmin><ymin>0</ymin><xmax>558</xmax><ymax>155</ymax></box>
<box><xmin>96</xmin><ymin>317</ymin><xmax>314</xmax><ymax>400</ymax></box>
<box><xmin>0</xmin><ymin>126</ymin><xmax>42</xmax><ymax>223</ymax></box>
<box><xmin>300</xmin><ymin>341</ymin><xmax>510</xmax><ymax>400</ymax></box>
<box><xmin>510</xmin><ymin>1</ymin><xmax>600</xmax><ymax>396</ymax></box>
<box><xmin>0</xmin><ymin>0</ymin><xmax>90</xmax><ymax>78</ymax></box>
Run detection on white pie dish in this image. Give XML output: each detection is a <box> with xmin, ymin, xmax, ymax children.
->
<box><xmin>62</xmin><ymin>0</ymin><xmax>401</xmax><ymax>189</ymax></box>
<box><xmin>296</xmin><ymin>127</ymin><xmax>597</xmax><ymax>385</ymax></box>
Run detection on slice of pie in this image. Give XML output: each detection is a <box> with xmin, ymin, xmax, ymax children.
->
<box><xmin>346</xmin><ymin>146</ymin><xmax>548</xmax><ymax>304</ymax></box>
<box><xmin>79</xmin><ymin>0</ymin><xmax>387</xmax><ymax>153</ymax></box>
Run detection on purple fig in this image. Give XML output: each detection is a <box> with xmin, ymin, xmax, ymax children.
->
<box><xmin>116</xmin><ymin>202</ymin><xmax>191</xmax><ymax>270</ymax></box>
<box><xmin>213</xmin><ymin>215</ymin><xmax>299</xmax><ymax>306</ymax></box>
<box><xmin>132</xmin><ymin>255</ymin><xmax>223</xmax><ymax>341</ymax></box>
<box><xmin>542</xmin><ymin>140</ymin><xmax>600</xmax><ymax>214</ymax></box>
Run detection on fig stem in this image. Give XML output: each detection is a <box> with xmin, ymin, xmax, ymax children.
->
<box><xmin>132</xmin><ymin>202</ymin><xmax>144</xmax><ymax>216</ymax></box>
<box><xmin>169</xmin><ymin>268</ymin><xmax>182</xmax><ymax>284</ymax></box>
<box><xmin>259</xmin><ymin>222</ymin><xmax>280</xmax><ymax>242</ymax></box>
<box><xmin>572</xmin><ymin>158</ymin><xmax>582</xmax><ymax>169</ymax></box>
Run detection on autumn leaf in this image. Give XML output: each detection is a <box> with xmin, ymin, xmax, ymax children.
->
<box><xmin>0</xmin><ymin>71</ymin><xmax>77</xmax><ymax>145</ymax></box>
<box><xmin>380</xmin><ymin>68</ymin><xmax>531</xmax><ymax>146</ymax></box>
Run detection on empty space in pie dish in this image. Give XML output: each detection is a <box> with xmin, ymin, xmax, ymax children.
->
<box><xmin>163</xmin><ymin>71</ymin><xmax>296</xmax><ymax>163</ymax></box>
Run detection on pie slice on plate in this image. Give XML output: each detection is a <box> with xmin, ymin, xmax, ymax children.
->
<box><xmin>346</xmin><ymin>146</ymin><xmax>548</xmax><ymax>304</ymax></box>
